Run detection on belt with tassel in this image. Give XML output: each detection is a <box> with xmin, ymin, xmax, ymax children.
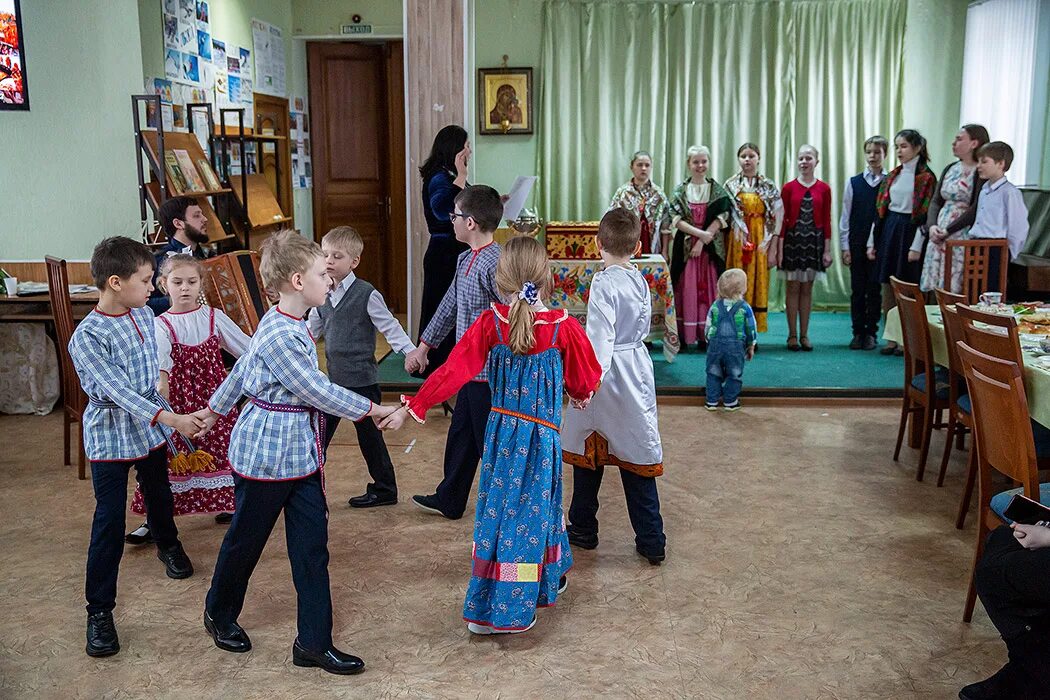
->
<box><xmin>89</xmin><ymin>391</ymin><xmax>216</xmax><ymax>474</ymax></box>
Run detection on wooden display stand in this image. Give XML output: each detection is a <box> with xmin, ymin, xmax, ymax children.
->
<box><xmin>213</xmin><ymin>102</ymin><xmax>295</xmax><ymax>249</ymax></box>
<box><xmin>132</xmin><ymin>94</ymin><xmax>238</xmax><ymax>245</ymax></box>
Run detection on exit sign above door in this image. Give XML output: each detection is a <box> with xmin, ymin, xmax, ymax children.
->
<box><xmin>341</xmin><ymin>24</ymin><xmax>373</xmax><ymax>35</ymax></box>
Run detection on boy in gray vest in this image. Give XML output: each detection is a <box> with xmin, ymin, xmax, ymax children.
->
<box><xmin>308</xmin><ymin>226</ymin><xmax>415</xmax><ymax>508</ymax></box>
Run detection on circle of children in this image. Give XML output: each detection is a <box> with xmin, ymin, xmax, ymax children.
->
<box><xmin>69</xmin><ymin>126</ymin><xmax>1028</xmax><ymax>674</ymax></box>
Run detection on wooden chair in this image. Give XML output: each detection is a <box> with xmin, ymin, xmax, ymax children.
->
<box><xmin>202</xmin><ymin>251</ymin><xmax>270</xmax><ymax>335</ymax></box>
<box><xmin>933</xmin><ymin>289</ymin><xmax>973</xmax><ymax>498</ymax></box>
<box><xmin>956</xmin><ymin>342</ymin><xmax>1042</xmax><ymax>622</ymax></box>
<box><xmin>45</xmin><ymin>256</ymin><xmax>88</xmax><ymax>480</ymax></box>
<box><xmin>943</xmin><ymin>238</ymin><xmax>1009</xmax><ymax>304</ymax></box>
<box><xmin>892</xmin><ymin>278</ymin><xmax>950</xmax><ymax>481</ymax></box>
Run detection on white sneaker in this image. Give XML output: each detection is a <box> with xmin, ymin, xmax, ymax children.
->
<box><xmin>495</xmin><ymin>617</ymin><xmax>537</xmax><ymax>635</ymax></box>
<box><xmin>467</xmin><ymin>622</ymin><xmax>493</xmax><ymax>635</ymax></box>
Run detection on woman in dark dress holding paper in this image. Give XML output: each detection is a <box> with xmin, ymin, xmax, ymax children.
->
<box><xmin>415</xmin><ymin>125</ymin><xmax>471</xmax><ymax>378</ymax></box>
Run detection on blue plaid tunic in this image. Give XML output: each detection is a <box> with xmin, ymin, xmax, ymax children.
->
<box><xmin>68</xmin><ymin>307</ymin><xmax>170</xmax><ymax>461</ymax></box>
<box><xmin>209</xmin><ymin>307</ymin><xmax>374</xmax><ymax>481</ymax></box>
<box><xmin>420</xmin><ymin>241</ymin><xmax>502</xmax><ymax>381</ymax></box>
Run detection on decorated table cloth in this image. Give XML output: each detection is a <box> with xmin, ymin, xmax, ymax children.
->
<box><xmin>0</xmin><ymin>323</ymin><xmax>60</xmax><ymax>415</ymax></box>
<box><xmin>549</xmin><ymin>254</ymin><xmax>679</xmax><ymax>363</ymax></box>
<box><xmin>884</xmin><ymin>305</ymin><xmax>1050</xmax><ymax>427</ymax></box>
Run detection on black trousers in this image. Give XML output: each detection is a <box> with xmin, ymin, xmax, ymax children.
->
<box><xmin>206</xmin><ymin>472</ymin><xmax>333</xmax><ymax>651</ymax></box>
<box><xmin>86</xmin><ymin>445</ymin><xmax>180</xmax><ymax>614</ymax></box>
<box><xmin>985</xmin><ymin>245</ymin><xmax>1005</xmax><ymax>294</ymax></box>
<box><xmin>323</xmin><ymin>383</ymin><xmax>396</xmax><ymax>499</ymax></box>
<box><xmin>415</xmin><ymin>236</ymin><xmax>468</xmax><ymax>379</ymax></box>
<box><xmin>976</xmin><ymin>525</ymin><xmax>1050</xmax><ymax>641</ymax></box>
<box><xmin>568</xmin><ymin>465</ymin><xmax>666</xmax><ymax>555</ymax></box>
<box><xmin>434</xmin><ymin>381</ymin><xmax>491</xmax><ymax>519</ymax></box>
<box><xmin>849</xmin><ymin>244</ymin><xmax>882</xmax><ymax>337</ymax></box>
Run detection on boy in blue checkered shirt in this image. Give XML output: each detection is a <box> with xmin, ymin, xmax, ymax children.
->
<box><xmin>704</xmin><ymin>268</ymin><xmax>757</xmax><ymax>411</ymax></box>
<box><xmin>198</xmin><ymin>230</ymin><xmax>396</xmax><ymax>675</ymax></box>
<box><xmin>68</xmin><ymin>236</ymin><xmax>206</xmax><ymax>658</ymax></box>
<box><xmin>403</xmin><ymin>185</ymin><xmax>503</xmax><ymax>519</ymax></box>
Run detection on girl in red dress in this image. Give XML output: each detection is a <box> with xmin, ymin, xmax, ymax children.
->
<box><xmin>125</xmin><ymin>255</ymin><xmax>251</xmax><ymax>544</ymax></box>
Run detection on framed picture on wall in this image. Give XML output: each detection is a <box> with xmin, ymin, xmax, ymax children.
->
<box><xmin>477</xmin><ymin>67</ymin><xmax>532</xmax><ymax>135</ymax></box>
<box><xmin>0</xmin><ymin>0</ymin><xmax>29</xmax><ymax>110</ymax></box>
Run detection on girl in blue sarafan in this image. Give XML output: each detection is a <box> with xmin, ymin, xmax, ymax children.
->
<box><xmin>380</xmin><ymin>236</ymin><xmax>602</xmax><ymax>634</ymax></box>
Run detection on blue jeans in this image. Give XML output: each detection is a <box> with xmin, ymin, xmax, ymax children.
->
<box><xmin>706</xmin><ymin>338</ymin><xmax>745</xmax><ymax>405</ymax></box>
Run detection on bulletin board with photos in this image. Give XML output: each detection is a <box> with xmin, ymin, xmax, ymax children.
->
<box><xmin>0</xmin><ymin>0</ymin><xmax>29</xmax><ymax>110</ymax></box>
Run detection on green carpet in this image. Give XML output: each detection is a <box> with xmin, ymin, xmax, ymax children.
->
<box><xmin>378</xmin><ymin>312</ymin><xmax>904</xmax><ymax>397</ymax></box>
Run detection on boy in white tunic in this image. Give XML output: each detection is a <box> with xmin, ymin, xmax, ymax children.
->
<box><xmin>562</xmin><ymin>209</ymin><xmax>667</xmax><ymax>564</ymax></box>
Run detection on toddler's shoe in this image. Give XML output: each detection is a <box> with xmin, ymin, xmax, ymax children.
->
<box><xmin>723</xmin><ymin>401</ymin><xmax>741</xmax><ymax>412</ymax></box>
<box><xmin>704</xmin><ymin>402</ymin><xmax>719</xmax><ymax>411</ymax></box>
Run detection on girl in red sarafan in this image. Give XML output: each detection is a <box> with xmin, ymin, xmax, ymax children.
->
<box><xmin>125</xmin><ymin>254</ymin><xmax>252</xmax><ymax>544</ymax></box>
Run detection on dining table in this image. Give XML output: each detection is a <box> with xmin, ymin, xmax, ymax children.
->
<box><xmin>884</xmin><ymin>305</ymin><xmax>1050</xmax><ymax>429</ymax></box>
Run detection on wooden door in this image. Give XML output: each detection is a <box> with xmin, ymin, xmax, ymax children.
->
<box><xmin>308</xmin><ymin>41</ymin><xmax>407</xmax><ymax>311</ymax></box>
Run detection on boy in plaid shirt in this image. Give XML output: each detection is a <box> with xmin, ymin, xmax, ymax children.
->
<box><xmin>403</xmin><ymin>185</ymin><xmax>503</xmax><ymax>519</ymax></box>
<box><xmin>199</xmin><ymin>231</ymin><xmax>396</xmax><ymax>675</ymax></box>
<box><xmin>69</xmin><ymin>236</ymin><xmax>205</xmax><ymax>658</ymax></box>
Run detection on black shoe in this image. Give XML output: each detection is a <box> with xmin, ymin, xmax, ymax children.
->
<box><xmin>958</xmin><ymin>662</ymin><xmax>1028</xmax><ymax>699</ymax></box>
<box><xmin>124</xmin><ymin>522</ymin><xmax>152</xmax><ymax>545</ymax></box>
<box><xmin>204</xmin><ymin>610</ymin><xmax>252</xmax><ymax>653</ymax></box>
<box><xmin>566</xmin><ymin>524</ymin><xmax>598</xmax><ymax>550</ymax></box>
<box><xmin>86</xmin><ymin>611</ymin><xmax>120</xmax><ymax>657</ymax></box>
<box><xmin>349</xmin><ymin>492</ymin><xmax>397</xmax><ymax>508</ymax></box>
<box><xmin>292</xmin><ymin>639</ymin><xmax>365</xmax><ymax>675</ymax></box>
<box><xmin>849</xmin><ymin>334</ymin><xmax>863</xmax><ymax>350</ymax></box>
<box><xmin>862</xmin><ymin>335</ymin><xmax>877</xmax><ymax>351</ymax></box>
<box><xmin>214</xmin><ymin>512</ymin><xmax>233</xmax><ymax>524</ymax></box>
<box><xmin>411</xmin><ymin>494</ymin><xmax>445</xmax><ymax>516</ymax></box>
<box><xmin>637</xmin><ymin>545</ymin><xmax>666</xmax><ymax>566</ymax></box>
<box><xmin>558</xmin><ymin>576</ymin><xmax>568</xmax><ymax>594</ymax></box>
<box><xmin>879</xmin><ymin>343</ymin><xmax>898</xmax><ymax>355</ymax></box>
<box><xmin>157</xmin><ymin>543</ymin><xmax>193</xmax><ymax>579</ymax></box>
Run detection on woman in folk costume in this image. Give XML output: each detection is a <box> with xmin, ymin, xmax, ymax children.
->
<box><xmin>915</xmin><ymin>124</ymin><xmax>989</xmax><ymax>293</ymax></box>
<box><xmin>724</xmin><ymin>143</ymin><xmax>783</xmax><ymax>334</ymax></box>
<box><xmin>380</xmin><ymin>236</ymin><xmax>601</xmax><ymax>634</ymax></box>
<box><xmin>609</xmin><ymin>150</ymin><xmax>672</xmax><ymax>256</ymax></box>
<box><xmin>866</xmin><ymin>129</ymin><xmax>938</xmax><ymax>354</ymax></box>
<box><xmin>668</xmin><ymin>145</ymin><xmax>734</xmax><ymax>349</ymax></box>
<box><xmin>125</xmin><ymin>255</ymin><xmax>250</xmax><ymax>544</ymax></box>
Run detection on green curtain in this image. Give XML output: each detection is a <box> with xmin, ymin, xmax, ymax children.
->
<box><xmin>536</xmin><ymin>0</ymin><xmax>906</xmax><ymax>309</ymax></box>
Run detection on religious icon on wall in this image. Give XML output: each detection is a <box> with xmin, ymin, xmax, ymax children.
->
<box><xmin>477</xmin><ymin>67</ymin><xmax>532</xmax><ymax>135</ymax></box>
<box><xmin>0</xmin><ymin>0</ymin><xmax>29</xmax><ymax>110</ymax></box>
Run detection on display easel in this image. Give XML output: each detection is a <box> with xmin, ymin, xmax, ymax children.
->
<box><xmin>212</xmin><ymin>106</ymin><xmax>294</xmax><ymax>248</ymax></box>
<box><xmin>132</xmin><ymin>94</ymin><xmax>238</xmax><ymax>246</ymax></box>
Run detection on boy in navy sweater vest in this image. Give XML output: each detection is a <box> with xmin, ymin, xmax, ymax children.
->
<box><xmin>839</xmin><ymin>136</ymin><xmax>888</xmax><ymax>350</ymax></box>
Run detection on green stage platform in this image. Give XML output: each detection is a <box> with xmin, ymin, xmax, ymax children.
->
<box><xmin>378</xmin><ymin>311</ymin><xmax>904</xmax><ymax>398</ymax></box>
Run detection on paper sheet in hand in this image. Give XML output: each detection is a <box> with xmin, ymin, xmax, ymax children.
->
<box><xmin>502</xmin><ymin>176</ymin><xmax>538</xmax><ymax>221</ymax></box>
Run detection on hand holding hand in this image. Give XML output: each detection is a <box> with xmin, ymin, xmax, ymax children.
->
<box><xmin>369</xmin><ymin>403</ymin><xmax>398</xmax><ymax>425</ymax></box>
<box><xmin>190</xmin><ymin>408</ymin><xmax>218</xmax><ymax>438</ymax></box>
<box><xmin>569</xmin><ymin>392</ymin><xmax>593</xmax><ymax>411</ymax></box>
<box><xmin>866</xmin><ymin>247</ymin><xmax>877</xmax><ymax>261</ymax></box>
<box><xmin>842</xmin><ymin>250</ymin><xmax>852</xmax><ymax>266</ymax></box>
<box><xmin>169</xmin><ymin>412</ymin><xmax>207</xmax><ymax>440</ymax></box>
<box><xmin>1012</xmin><ymin>522</ymin><xmax>1050</xmax><ymax>550</ymax></box>
<box><xmin>378</xmin><ymin>406</ymin><xmax>408</xmax><ymax>431</ymax></box>
<box><xmin>405</xmin><ymin>346</ymin><xmax>429</xmax><ymax>374</ymax></box>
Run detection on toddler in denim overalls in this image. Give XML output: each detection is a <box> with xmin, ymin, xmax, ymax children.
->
<box><xmin>704</xmin><ymin>269</ymin><xmax>757</xmax><ymax>410</ymax></box>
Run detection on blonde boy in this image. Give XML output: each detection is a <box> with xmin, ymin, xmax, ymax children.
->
<box><xmin>200</xmin><ymin>230</ymin><xmax>395</xmax><ymax>675</ymax></box>
<box><xmin>704</xmin><ymin>268</ymin><xmax>757</xmax><ymax>411</ymax></box>
<box><xmin>307</xmin><ymin>226</ymin><xmax>414</xmax><ymax>508</ymax></box>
